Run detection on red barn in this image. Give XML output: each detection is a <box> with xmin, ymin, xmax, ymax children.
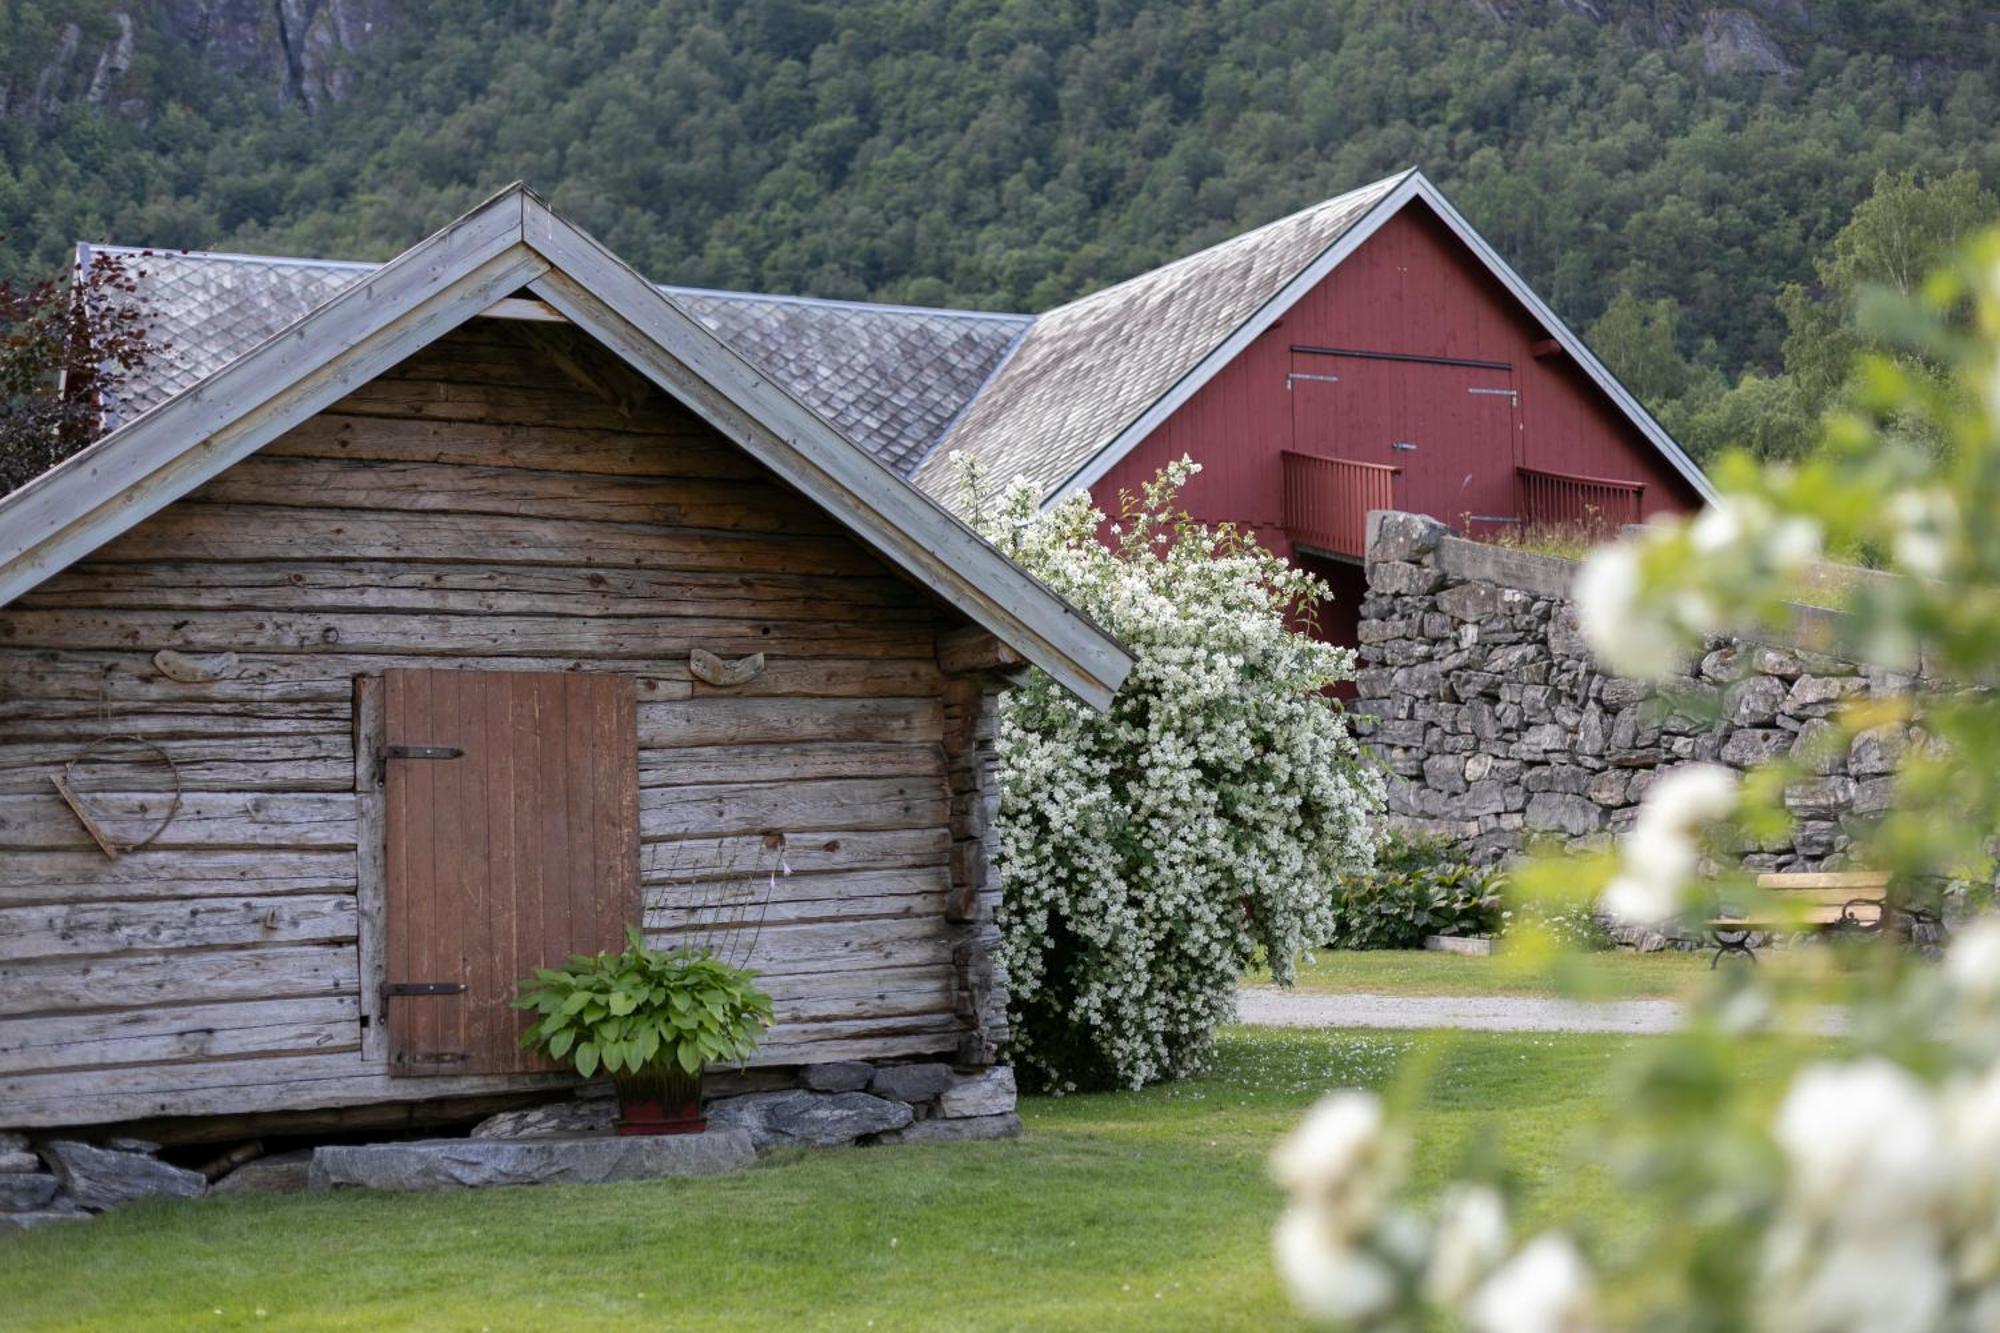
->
<box><xmin>912</xmin><ymin>169</ymin><xmax>1714</xmax><ymax>646</ymax></box>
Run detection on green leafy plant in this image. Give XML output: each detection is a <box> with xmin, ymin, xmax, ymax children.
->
<box><xmin>514</xmin><ymin>928</ymin><xmax>775</xmax><ymax>1081</ymax></box>
<box><xmin>1326</xmin><ymin>833</ymin><xmax>1502</xmax><ymax>951</ymax></box>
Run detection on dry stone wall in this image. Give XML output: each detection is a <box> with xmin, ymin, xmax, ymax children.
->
<box><xmin>1352</xmin><ymin>511</ymin><xmax>1918</xmax><ymax>871</ymax></box>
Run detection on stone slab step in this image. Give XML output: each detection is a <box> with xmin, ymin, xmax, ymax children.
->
<box><xmin>308</xmin><ymin>1130</ymin><xmax>754</xmax><ymax>1193</ymax></box>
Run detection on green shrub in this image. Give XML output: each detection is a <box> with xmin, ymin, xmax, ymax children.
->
<box><xmin>1326</xmin><ymin>834</ymin><xmax>1502</xmax><ymax>950</ymax></box>
<box><xmin>513</xmin><ymin>928</ymin><xmax>774</xmax><ymax>1080</ymax></box>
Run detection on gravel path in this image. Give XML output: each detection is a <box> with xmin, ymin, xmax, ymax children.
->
<box><xmin>1237</xmin><ymin>987</ymin><xmax>1686</xmax><ymax>1034</ymax></box>
<box><xmin>1238</xmin><ymin>987</ymin><xmax>1849</xmax><ymax>1036</ymax></box>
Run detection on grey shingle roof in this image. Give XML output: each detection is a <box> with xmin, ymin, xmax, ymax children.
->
<box><xmin>910</xmin><ymin>173</ymin><xmax>1407</xmax><ymax>509</ymax></box>
<box><xmin>87</xmin><ymin>244</ymin><xmax>1031</xmax><ymax>476</ymax></box>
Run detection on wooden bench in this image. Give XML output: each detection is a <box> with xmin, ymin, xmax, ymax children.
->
<box><xmin>1707</xmin><ymin>871</ymin><xmax>1893</xmax><ymax>966</ymax></box>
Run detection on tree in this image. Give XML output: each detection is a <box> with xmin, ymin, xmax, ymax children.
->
<box><xmin>967</xmin><ymin>458</ymin><xmax>1383</xmax><ymax>1091</ymax></box>
<box><xmin>1777</xmin><ymin>168</ymin><xmax>1997</xmax><ymax>420</ymax></box>
<box><xmin>0</xmin><ymin>248</ymin><xmax>159</xmax><ymax>496</ymax></box>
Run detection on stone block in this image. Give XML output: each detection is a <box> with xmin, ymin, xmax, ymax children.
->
<box><xmin>709</xmin><ymin>1090</ymin><xmax>913</xmax><ymax>1150</ymax></box>
<box><xmin>1525</xmin><ymin>793</ymin><xmax>1603</xmax><ymax>837</ymax></box>
<box><xmin>0</xmin><ymin>1134</ymin><xmax>27</xmax><ymax>1154</ymax></box>
<box><xmin>0</xmin><ymin>1173</ymin><xmax>57</xmax><ymax>1212</ymax></box>
<box><xmin>1422</xmin><ymin>753</ymin><xmax>1467</xmax><ymax>795</ymax></box>
<box><xmin>1784</xmin><ymin>776</ymin><xmax>1856</xmax><ymax>819</ymax></box>
<box><xmin>471</xmin><ymin>1099</ymin><xmax>616</xmax><ymax>1139</ymax></box>
<box><xmin>1849</xmin><ymin>724</ymin><xmax>1908</xmax><ymax>776</ymax></box>
<box><xmin>938</xmin><ymin>1067</ymin><xmax>1017</xmax><ymax>1119</ymax></box>
<box><xmin>211</xmin><ymin>1152</ymin><xmax>314</xmax><ymax>1196</ymax></box>
<box><xmin>1436</xmin><ymin>581</ymin><xmax>1519</xmax><ymax>623</ymax></box>
<box><xmin>1599</xmin><ymin>677</ymin><xmax>1652</xmax><ymax>709</ymax></box>
<box><xmin>868</xmin><ymin>1062</ymin><xmax>955</xmax><ymax>1103</ymax></box>
<box><xmin>1720</xmin><ymin>728</ymin><xmax>1791</xmax><ymax>767</ymax></box>
<box><xmin>1586</xmin><ymin>770</ymin><xmax>1628</xmax><ymax>806</ymax></box>
<box><xmin>1371</xmin><ymin>512</ymin><xmax>1450</xmax><ymax>563</ymax></box>
<box><xmin>800</xmin><ymin>1061</ymin><xmax>877</xmax><ymax>1093</ymax></box>
<box><xmin>1728</xmin><ymin>676</ymin><xmax>1792</xmax><ymax>728</ymax></box>
<box><xmin>0</xmin><ymin>1152</ymin><xmax>41</xmax><ymax>1174</ymax></box>
<box><xmin>43</xmin><ymin>1141</ymin><xmax>206</xmax><ymax>1212</ymax></box>
<box><xmin>875</xmin><ymin>1114</ymin><xmax>1023</xmax><ymax>1146</ymax></box>
<box><xmin>1368</xmin><ymin>560</ymin><xmax>1444</xmax><ymax>596</ymax></box>
<box><xmin>0</xmin><ymin>1209</ymin><xmax>87</xmax><ymax>1234</ymax></box>
<box><xmin>308</xmin><ymin>1130</ymin><xmax>754</xmax><ymax>1192</ymax></box>
<box><xmin>1787</xmin><ymin>674</ymin><xmax>1863</xmax><ymax>709</ymax></box>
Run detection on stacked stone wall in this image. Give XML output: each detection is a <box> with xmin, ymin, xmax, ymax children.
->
<box><xmin>1352</xmin><ymin>512</ymin><xmax>1920</xmax><ymax>871</ymax></box>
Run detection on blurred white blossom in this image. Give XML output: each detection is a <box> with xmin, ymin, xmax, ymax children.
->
<box><xmin>1600</xmin><ymin>764</ymin><xmax>1737</xmax><ymax>926</ymax></box>
<box><xmin>1466</xmin><ymin>1233</ymin><xmax>1597</xmax><ymax>1333</ymax></box>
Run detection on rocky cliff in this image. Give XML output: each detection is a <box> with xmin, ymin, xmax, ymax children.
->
<box><xmin>4</xmin><ymin>0</ymin><xmax>397</xmax><ymax>121</ymax></box>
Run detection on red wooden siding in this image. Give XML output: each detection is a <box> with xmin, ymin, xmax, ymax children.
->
<box><xmin>383</xmin><ymin>667</ymin><xmax>639</xmax><ymax>1077</ymax></box>
<box><xmin>1091</xmin><ymin>203</ymin><xmax>1703</xmax><ymax>642</ymax></box>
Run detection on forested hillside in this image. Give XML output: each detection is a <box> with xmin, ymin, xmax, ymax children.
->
<box><xmin>3</xmin><ymin>0</ymin><xmax>1996</xmax><ymax>426</ymax></box>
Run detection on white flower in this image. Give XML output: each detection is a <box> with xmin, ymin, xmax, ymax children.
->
<box><xmin>1600</xmin><ymin>873</ymin><xmax>1681</xmax><ymax>927</ymax></box>
<box><xmin>1599</xmin><ymin>765</ymin><xmax>1736</xmax><ymax>926</ymax></box>
<box><xmin>1272</xmin><ymin>1206</ymin><xmax>1400</xmax><ymax>1324</ymax></box>
<box><xmin>1945</xmin><ymin>917</ymin><xmax>2000</xmax><ymax>1005</ymax></box>
<box><xmin>1271</xmin><ymin>1092</ymin><xmax>1385</xmax><ymax>1199</ymax></box>
<box><xmin>1763</xmin><ymin>1229</ymin><xmax>1949</xmax><ymax>1333</ymax></box>
<box><xmin>1466</xmin><ymin>1233</ymin><xmax>1596</xmax><ymax>1333</ymax></box>
<box><xmin>1424</xmin><ymin>1185</ymin><xmax>1510</xmax><ymax>1306</ymax></box>
<box><xmin>1767</xmin><ymin>516</ymin><xmax>1823</xmax><ymax>572</ymax></box>
<box><xmin>1575</xmin><ymin>544</ymin><xmax>1681</xmax><ymax>680</ymax></box>
<box><xmin>1690</xmin><ymin>500</ymin><xmax>1748</xmax><ymax>553</ymax></box>
<box><xmin>1773</xmin><ymin>1059</ymin><xmax>1947</xmax><ymax>1231</ymax></box>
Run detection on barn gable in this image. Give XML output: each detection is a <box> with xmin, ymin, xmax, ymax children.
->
<box><xmin>5</xmin><ymin>185</ymin><xmax>1127</xmax><ymax>710</ymax></box>
<box><xmin>910</xmin><ymin>170</ymin><xmax>1715</xmax><ymax>514</ymax></box>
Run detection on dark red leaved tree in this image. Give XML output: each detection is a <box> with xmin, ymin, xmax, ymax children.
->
<box><xmin>0</xmin><ymin>249</ymin><xmax>161</xmax><ymax>496</ymax></box>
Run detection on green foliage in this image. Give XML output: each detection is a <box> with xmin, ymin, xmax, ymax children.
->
<box><xmin>512</xmin><ymin>927</ymin><xmax>774</xmax><ymax>1081</ymax></box>
<box><xmin>1325</xmin><ymin>833</ymin><xmax>1501</xmax><ymax>951</ymax></box>
<box><xmin>2</xmin><ymin>0</ymin><xmax>1997</xmax><ymax>401</ymax></box>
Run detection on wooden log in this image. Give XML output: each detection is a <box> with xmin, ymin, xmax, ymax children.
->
<box><xmin>0</xmin><ymin>943</ymin><xmax>358</xmax><ymax>1015</ymax></box>
<box><xmin>937</xmin><ymin>625</ymin><xmax>1027</xmax><ymax>675</ymax></box>
<box><xmin>640</xmin><ymin>776</ymin><xmax>949</xmax><ymax>838</ymax></box>
<box><xmin>327</xmin><ymin>371</ymin><xmax>695</xmax><ymax>434</ymax></box>
<box><xmin>0</xmin><ymin>1025</ymin><xmax>964</xmax><ymax>1128</ymax></box>
<box><xmin>0</xmin><ymin>997</ymin><xmax>360</xmax><ymax>1074</ymax></box>
<box><xmin>644</xmin><ymin>915</ymin><xmax>951</xmax><ymax>978</ymax></box>
<box><xmin>87</xmin><ymin>505</ymin><xmax>893</xmax><ymax>578</ymax></box>
<box><xmin>0</xmin><ymin>894</ymin><xmax>359</xmax><ymax>962</ymax></box>
<box><xmin>353</xmin><ymin>675</ymin><xmax>388</xmax><ymax>1061</ymax></box>
<box><xmin>0</xmin><ymin>849</ymin><xmax>357</xmax><ymax>906</ymax></box>
<box><xmin>31</xmin><ymin>561</ymin><xmax>931</xmax><ymax>622</ymax></box>
<box><xmin>0</xmin><ymin>651</ymin><xmax>943</xmax><ymax>708</ymax></box>
<box><xmin>264</xmin><ymin>413</ymin><xmax>766</xmax><ymax>481</ymax></box>
<box><xmin>189</xmin><ymin>456</ymin><xmax>843</xmax><ymax>537</ymax></box>
<box><xmin>640</xmin><ymin>827</ymin><xmax>949</xmax><ymax>878</ymax></box>
<box><xmin>0</xmin><ymin>607</ymin><xmax>931</xmax><ymax>660</ymax></box>
<box><xmin>638</xmin><ymin>741</ymin><xmax>944</xmax><ymax>787</ymax></box>
<box><xmin>0</xmin><ymin>791</ymin><xmax>356</xmax><ymax>850</ymax></box>
<box><xmin>644</xmin><ymin>867</ymin><xmax>949</xmax><ymax>929</ymax></box>
<box><xmin>0</xmin><ymin>734</ymin><xmax>352</xmax><ymax>795</ymax></box>
<box><xmin>637</xmin><ymin>697</ymin><xmax>943</xmax><ymax>747</ymax></box>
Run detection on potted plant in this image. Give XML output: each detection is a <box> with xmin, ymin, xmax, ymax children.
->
<box><xmin>514</xmin><ymin>927</ymin><xmax>776</xmax><ymax>1136</ymax></box>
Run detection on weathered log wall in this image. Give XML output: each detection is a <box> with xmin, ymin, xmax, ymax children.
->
<box><xmin>0</xmin><ymin>323</ymin><xmax>1004</xmax><ymax>1128</ymax></box>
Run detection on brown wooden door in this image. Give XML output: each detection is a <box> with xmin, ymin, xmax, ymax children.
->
<box><xmin>382</xmin><ymin>668</ymin><xmax>639</xmax><ymax>1076</ymax></box>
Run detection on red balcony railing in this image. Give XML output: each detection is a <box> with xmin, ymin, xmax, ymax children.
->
<box><xmin>1281</xmin><ymin>451</ymin><xmax>1400</xmax><ymax>559</ymax></box>
<box><xmin>1515</xmin><ymin>466</ymin><xmax>1645</xmax><ymax>540</ymax></box>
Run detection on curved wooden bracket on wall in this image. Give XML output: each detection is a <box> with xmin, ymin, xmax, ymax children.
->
<box><xmin>689</xmin><ymin>647</ymin><xmax>765</xmax><ymax>688</ymax></box>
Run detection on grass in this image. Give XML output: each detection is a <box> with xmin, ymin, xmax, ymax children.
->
<box><xmin>1256</xmin><ymin>948</ymin><xmax>1719</xmax><ymax>1000</ymax></box>
<box><xmin>2</xmin><ymin>1027</ymin><xmax>1728</xmax><ymax>1332</ymax></box>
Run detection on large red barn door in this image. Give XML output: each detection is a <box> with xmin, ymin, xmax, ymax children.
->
<box><xmin>382</xmin><ymin>668</ymin><xmax>639</xmax><ymax>1076</ymax></box>
<box><xmin>1289</xmin><ymin>350</ymin><xmax>1520</xmax><ymax>531</ymax></box>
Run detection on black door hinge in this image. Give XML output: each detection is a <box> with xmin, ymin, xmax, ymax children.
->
<box><xmin>375</xmin><ymin>744</ymin><xmax>464</xmax><ymax>785</ymax></box>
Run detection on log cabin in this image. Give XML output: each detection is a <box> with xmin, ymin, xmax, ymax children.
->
<box><xmin>0</xmin><ymin>185</ymin><xmax>1131</xmax><ymax>1140</ymax></box>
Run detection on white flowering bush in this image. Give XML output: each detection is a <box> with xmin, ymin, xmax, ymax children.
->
<box><xmin>966</xmin><ymin>458</ymin><xmax>1384</xmax><ymax>1090</ymax></box>
<box><xmin>1272</xmin><ymin>231</ymin><xmax>2000</xmax><ymax>1330</ymax></box>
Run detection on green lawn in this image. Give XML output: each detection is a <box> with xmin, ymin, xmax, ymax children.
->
<box><xmin>0</xmin><ymin>1026</ymin><xmax>1805</xmax><ymax>1332</ymax></box>
<box><xmin>1256</xmin><ymin>948</ymin><xmax>1719</xmax><ymax>1000</ymax></box>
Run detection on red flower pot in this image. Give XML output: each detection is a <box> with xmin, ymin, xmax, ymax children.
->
<box><xmin>614</xmin><ymin>1068</ymin><xmax>705</xmax><ymax>1136</ymax></box>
